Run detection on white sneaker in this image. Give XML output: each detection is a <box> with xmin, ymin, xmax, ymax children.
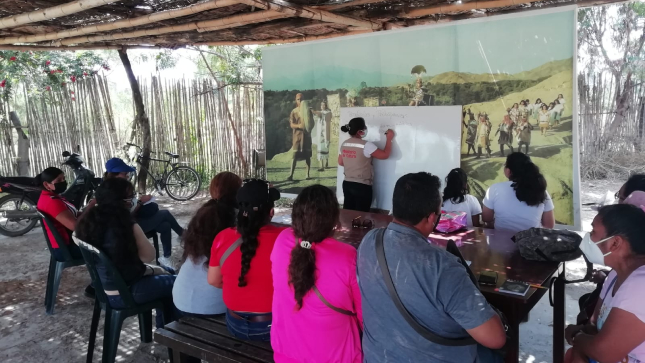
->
<box><xmin>158</xmin><ymin>256</ymin><xmax>178</xmax><ymax>271</ymax></box>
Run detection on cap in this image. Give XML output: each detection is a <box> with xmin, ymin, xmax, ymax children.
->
<box><xmin>237</xmin><ymin>179</ymin><xmax>280</xmax><ymax>214</ymax></box>
<box><xmin>105</xmin><ymin>158</ymin><xmax>136</xmax><ymax>173</ymax></box>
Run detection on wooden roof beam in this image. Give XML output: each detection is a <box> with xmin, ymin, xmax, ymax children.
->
<box><xmin>0</xmin><ymin>44</ymin><xmax>164</xmax><ymax>51</ymax></box>
<box><xmin>195</xmin><ymin>29</ymin><xmax>371</xmax><ymax>45</ymax></box>
<box><xmin>317</xmin><ymin>0</ymin><xmax>390</xmax><ymax>11</ymax></box>
<box><xmin>0</xmin><ymin>0</ymin><xmax>238</xmax><ymax>45</ymax></box>
<box><xmin>400</xmin><ymin>0</ymin><xmax>542</xmax><ymax>18</ymax></box>
<box><xmin>234</xmin><ymin>0</ymin><xmax>382</xmax><ymax>30</ymax></box>
<box><xmin>57</xmin><ymin>10</ymin><xmax>286</xmax><ymax>45</ymax></box>
<box><xmin>0</xmin><ymin>0</ymin><xmax>121</xmax><ymax>30</ymax></box>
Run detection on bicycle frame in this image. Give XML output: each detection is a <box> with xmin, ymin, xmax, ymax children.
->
<box><xmin>135</xmin><ymin>155</ymin><xmax>178</xmax><ymax>188</ymax></box>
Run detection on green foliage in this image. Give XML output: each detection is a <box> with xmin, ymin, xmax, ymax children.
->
<box><xmin>131</xmin><ymin>49</ymin><xmax>178</xmax><ymax>71</ymax></box>
<box><xmin>0</xmin><ymin>50</ymin><xmax>106</xmax><ymax>100</ymax></box>
<box><xmin>197</xmin><ymin>46</ymin><xmax>263</xmax><ymax>85</ymax></box>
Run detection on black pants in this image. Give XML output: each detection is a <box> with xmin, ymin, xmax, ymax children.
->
<box><xmin>343</xmin><ymin>181</ymin><xmax>373</xmax><ymax>212</ymax></box>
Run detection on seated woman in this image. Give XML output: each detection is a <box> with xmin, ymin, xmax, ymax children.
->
<box><xmin>173</xmin><ymin>172</ymin><xmax>242</xmax><ymax>317</ymax></box>
<box><xmin>271</xmin><ymin>185</ymin><xmax>363</xmax><ymax>363</ymax></box>
<box><xmin>36</xmin><ymin>167</ymin><xmax>94</xmax><ymax>297</ymax></box>
<box><xmin>565</xmin><ymin>204</ymin><xmax>645</xmax><ymax>363</ymax></box>
<box><xmin>482</xmin><ymin>152</ymin><xmax>555</xmax><ymax>232</ymax></box>
<box><xmin>104</xmin><ymin>157</ymin><xmax>183</xmax><ymax>268</ymax></box>
<box><xmin>442</xmin><ymin>168</ymin><xmax>482</xmax><ymax>227</ymax></box>
<box><xmin>207</xmin><ymin>179</ymin><xmax>284</xmax><ymax>341</ymax></box>
<box><xmin>616</xmin><ymin>174</ymin><xmax>645</xmax><ymax>204</ymax></box>
<box><xmin>75</xmin><ymin>178</ymin><xmax>176</xmax><ymax>327</ymax></box>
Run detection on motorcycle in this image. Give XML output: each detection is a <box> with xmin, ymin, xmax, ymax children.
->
<box><xmin>0</xmin><ymin>149</ymin><xmax>101</xmax><ymax>237</ymax></box>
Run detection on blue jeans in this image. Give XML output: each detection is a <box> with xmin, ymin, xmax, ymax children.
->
<box><xmin>476</xmin><ymin>345</ymin><xmax>504</xmax><ymax>363</ymax></box>
<box><xmin>137</xmin><ymin>210</ymin><xmax>183</xmax><ymax>258</ymax></box>
<box><xmin>225</xmin><ymin>310</ymin><xmax>271</xmax><ymax>342</ymax></box>
<box><xmin>107</xmin><ymin>273</ymin><xmax>177</xmax><ymax>328</ymax></box>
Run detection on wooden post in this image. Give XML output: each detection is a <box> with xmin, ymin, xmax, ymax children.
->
<box><xmin>9</xmin><ymin>111</ymin><xmax>29</xmax><ymax>176</ymax></box>
<box><xmin>118</xmin><ymin>48</ymin><xmax>151</xmax><ymax>194</ymax></box>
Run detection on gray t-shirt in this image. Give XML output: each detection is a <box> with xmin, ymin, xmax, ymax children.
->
<box><xmin>172</xmin><ymin>256</ymin><xmax>226</xmax><ymax>315</ymax></box>
<box><xmin>357</xmin><ymin>223</ymin><xmax>496</xmax><ymax>363</ymax></box>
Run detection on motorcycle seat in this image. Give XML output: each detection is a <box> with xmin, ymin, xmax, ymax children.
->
<box><xmin>0</xmin><ymin>176</ymin><xmax>38</xmax><ymax>188</ymax></box>
<box><xmin>165</xmin><ymin>151</ymin><xmax>179</xmax><ymax>159</ymax></box>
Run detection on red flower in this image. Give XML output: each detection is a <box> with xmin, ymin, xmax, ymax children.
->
<box><xmin>83</xmin><ymin>72</ymin><xmax>88</xmax><ymax>76</ymax></box>
<box><xmin>9</xmin><ymin>56</ymin><xmax>16</xmax><ymax>61</ymax></box>
<box><xmin>50</xmin><ymin>70</ymin><xmax>56</xmax><ymax>74</ymax></box>
<box><xmin>46</xmin><ymin>86</ymin><xmax>51</xmax><ymax>91</ymax></box>
<box><xmin>70</xmin><ymin>76</ymin><xmax>76</xmax><ymax>83</ymax></box>
<box><xmin>71</xmin><ymin>97</ymin><xmax>76</xmax><ymax>101</ymax></box>
<box><xmin>45</xmin><ymin>60</ymin><xmax>51</xmax><ymax>66</ymax></box>
<box><xmin>70</xmin><ymin>90</ymin><xmax>75</xmax><ymax>94</ymax></box>
<box><xmin>0</xmin><ymin>80</ymin><xmax>6</xmax><ymax>88</ymax></box>
<box><xmin>57</xmin><ymin>70</ymin><xmax>63</xmax><ymax>73</ymax></box>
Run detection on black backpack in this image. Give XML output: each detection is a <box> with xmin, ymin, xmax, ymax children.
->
<box><xmin>512</xmin><ymin>228</ymin><xmax>582</xmax><ymax>262</ymax></box>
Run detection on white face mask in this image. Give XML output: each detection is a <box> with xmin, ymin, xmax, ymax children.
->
<box><xmin>580</xmin><ymin>233</ymin><xmax>613</xmax><ymax>266</ymax></box>
<box><xmin>360</xmin><ymin>129</ymin><xmax>368</xmax><ymax>139</ymax></box>
<box><xmin>130</xmin><ymin>197</ymin><xmax>139</xmax><ymax>213</ymax></box>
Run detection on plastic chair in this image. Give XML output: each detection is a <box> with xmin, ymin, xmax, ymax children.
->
<box><xmin>145</xmin><ymin>230</ymin><xmax>160</xmax><ymax>264</ymax></box>
<box><xmin>73</xmin><ymin>236</ymin><xmax>172</xmax><ymax>363</ymax></box>
<box><xmin>37</xmin><ymin>211</ymin><xmax>85</xmax><ymax>315</ymax></box>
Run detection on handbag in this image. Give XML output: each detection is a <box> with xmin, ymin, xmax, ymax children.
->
<box><xmin>375</xmin><ymin>228</ymin><xmax>510</xmax><ymax>355</ymax></box>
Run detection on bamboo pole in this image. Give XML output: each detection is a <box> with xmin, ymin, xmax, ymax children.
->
<box><xmin>400</xmin><ymin>0</ymin><xmax>543</xmax><ymax>18</ymax></box>
<box><xmin>0</xmin><ymin>45</ymin><xmax>161</xmax><ymax>51</ymax></box>
<box><xmin>316</xmin><ymin>0</ymin><xmax>390</xmax><ymax>10</ymax></box>
<box><xmin>0</xmin><ymin>0</ymin><xmax>120</xmax><ymax>29</ymax></box>
<box><xmin>59</xmin><ymin>10</ymin><xmax>286</xmax><ymax>45</ymax></box>
<box><xmin>195</xmin><ymin>29</ymin><xmax>371</xmax><ymax>45</ymax></box>
<box><xmin>0</xmin><ymin>0</ymin><xmax>237</xmax><ymax>44</ymax></box>
<box><xmin>233</xmin><ymin>0</ymin><xmax>381</xmax><ymax>29</ymax></box>
<box><xmin>197</xmin><ymin>12</ymin><xmax>289</xmax><ymax>32</ymax></box>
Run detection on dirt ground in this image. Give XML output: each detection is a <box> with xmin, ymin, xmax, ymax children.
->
<box><xmin>0</xmin><ymin>180</ymin><xmax>622</xmax><ymax>363</ymax></box>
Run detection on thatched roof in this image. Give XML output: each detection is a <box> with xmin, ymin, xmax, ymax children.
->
<box><xmin>0</xmin><ymin>0</ymin><xmax>625</xmax><ymax>50</ymax></box>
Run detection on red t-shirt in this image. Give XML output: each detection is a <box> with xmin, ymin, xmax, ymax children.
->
<box><xmin>37</xmin><ymin>190</ymin><xmax>78</xmax><ymax>248</ymax></box>
<box><xmin>209</xmin><ymin>224</ymin><xmax>285</xmax><ymax>312</ymax></box>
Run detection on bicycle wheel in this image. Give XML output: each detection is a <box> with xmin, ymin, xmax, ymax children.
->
<box><xmin>164</xmin><ymin>166</ymin><xmax>201</xmax><ymax>201</ymax></box>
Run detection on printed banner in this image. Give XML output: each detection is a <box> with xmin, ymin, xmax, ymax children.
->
<box><xmin>263</xmin><ymin>8</ymin><xmax>575</xmax><ymax>225</ymax></box>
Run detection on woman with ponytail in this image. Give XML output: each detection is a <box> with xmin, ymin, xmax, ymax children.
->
<box><xmin>338</xmin><ymin>117</ymin><xmax>394</xmax><ymax>212</ymax></box>
<box><xmin>482</xmin><ymin>152</ymin><xmax>555</xmax><ymax>232</ymax></box>
<box><xmin>207</xmin><ymin>179</ymin><xmax>284</xmax><ymax>341</ymax></box>
<box><xmin>270</xmin><ymin>185</ymin><xmax>362</xmax><ymax>362</ymax></box>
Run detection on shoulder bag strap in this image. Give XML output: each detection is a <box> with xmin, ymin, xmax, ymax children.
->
<box><xmin>375</xmin><ymin>228</ymin><xmax>477</xmax><ymax>347</ymax></box>
<box><xmin>313</xmin><ymin>286</ymin><xmax>356</xmax><ymax>316</ymax></box>
<box><xmin>219</xmin><ymin>237</ymin><xmax>243</xmax><ymax>267</ymax></box>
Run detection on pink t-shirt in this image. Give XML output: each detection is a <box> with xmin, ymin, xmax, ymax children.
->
<box><xmin>597</xmin><ymin>267</ymin><xmax>645</xmax><ymax>363</ymax></box>
<box><xmin>270</xmin><ymin>228</ymin><xmax>363</xmax><ymax>363</ymax></box>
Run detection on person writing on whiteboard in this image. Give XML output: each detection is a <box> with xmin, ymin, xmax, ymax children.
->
<box><xmin>338</xmin><ymin>117</ymin><xmax>394</xmax><ymax>212</ymax></box>
<box><xmin>481</xmin><ymin>152</ymin><xmax>555</xmax><ymax>232</ymax></box>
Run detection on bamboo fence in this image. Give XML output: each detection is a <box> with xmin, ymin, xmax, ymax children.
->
<box><xmin>1</xmin><ymin>76</ymin><xmax>265</xmax><ymax>186</ymax></box>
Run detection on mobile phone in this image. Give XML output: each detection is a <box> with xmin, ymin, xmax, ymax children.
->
<box><xmin>478</xmin><ymin>271</ymin><xmax>498</xmax><ymax>286</ymax></box>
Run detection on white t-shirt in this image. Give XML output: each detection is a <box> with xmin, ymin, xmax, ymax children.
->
<box><xmin>363</xmin><ymin>141</ymin><xmax>377</xmax><ymax>158</ymax></box>
<box><xmin>597</xmin><ymin>268</ymin><xmax>645</xmax><ymax>363</ymax></box>
<box><xmin>482</xmin><ymin>181</ymin><xmax>554</xmax><ymax>232</ymax></box>
<box><xmin>442</xmin><ymin>194</ymin><xmax>482</xmax><ymax>227</ymax></box>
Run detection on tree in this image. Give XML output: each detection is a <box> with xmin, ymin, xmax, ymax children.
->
<box><xmin>194</xmin><ymin>45</ymin><xmax>263</xmax><ymax>87</ymax></box>
<box><xmin>0</xmin><ymin>50</ymin><xmax>106</xmax><ymax>101</ymax></box>
<box><xmin>579</xmin><ymin>3</ymin><xmax>645</xmax><ymax>148</ymax></box>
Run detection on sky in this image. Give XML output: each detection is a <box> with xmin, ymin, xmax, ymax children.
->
<box><xmin>263</xmin><ymin>9</ymin><xmax>575</xmax><ymax>91</ymax></box>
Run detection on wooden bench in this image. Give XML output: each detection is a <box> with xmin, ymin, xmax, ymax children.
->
<box><xmin>154</xmin><ymin>315</ymin><xmax>274</xmax><ymax>363</ymax></box>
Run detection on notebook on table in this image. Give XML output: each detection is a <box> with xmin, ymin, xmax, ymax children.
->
<box><xmin>498</xmin><ymin>279</ymin><xmax>531</xmax><ymax>296</ymax></box>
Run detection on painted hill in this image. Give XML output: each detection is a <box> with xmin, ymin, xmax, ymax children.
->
<box><xmin>429</xmin><ymin>58</ymin><xmax>572</xmax><ymax>85</ymax></box>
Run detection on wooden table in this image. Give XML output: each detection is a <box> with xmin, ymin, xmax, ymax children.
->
<box><xmin>324</xmin><ymin>209</ymin><xmax>566</xmax><ymax>363</ymax></box>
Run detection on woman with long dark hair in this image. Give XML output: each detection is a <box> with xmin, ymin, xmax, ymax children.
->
<box><xmin>482</xmin><ymin>152</ymin><xmax>554</xmax><ymax>232</ymax></box>
<box><xmin>564</xmin><ymin>204</ymin><xmax>645</xmax><ymax>363</ymax></box>
<box><xmin>270</xmin><ymin>185</ymin><xmax>362</xmax><ymax>362</ymax></box>
<box><xmin>104</xmin><ymin>157</ymin><xmax>184</xmax><ymax>269</ymax></box>
<box><xmin>207</xmin><ymin>179</ymin><xmax>284</xmax><ymax>341</ymax></box>
<box><xmin>75</xmin><ymin>178</ymin><xmax>176</xmax><ymax>327</ymax></box>
<box><xmin>173</xmin><ymin>172</ymin><xmax>242</xmax><ymax>317</ymax></box>
<box><xmin>442</xmin><ymin>168</ymin><xmax>482</xmax><ymax>227</ymax></box>
<box><xmin>338</xmin><ymin>117</ymin><xmax>394</xmax><ymax>212</ymax></box>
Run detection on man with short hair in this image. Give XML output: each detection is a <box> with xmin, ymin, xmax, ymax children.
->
<box><xmin>357</xmin><ymin>172</ymin><xmax>506</xmax><ymax>362</ymax></box>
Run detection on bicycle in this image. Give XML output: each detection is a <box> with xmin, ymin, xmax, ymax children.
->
<box><xmin>126</xmin><ymin>143</ymin><xmax>201</xmax><ymax>201</ymax></box>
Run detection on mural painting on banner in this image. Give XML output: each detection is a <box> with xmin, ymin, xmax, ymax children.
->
<box><xmin>263</xmin><ymin>8</ymin><xmax>575</xmax><ymax>225</ymax></box>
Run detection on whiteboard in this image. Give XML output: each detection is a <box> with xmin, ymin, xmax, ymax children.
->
<box><xmin>337</xmin><ymin>106</ymin><xmax>462</xmax><ymax>211</ymax></box>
